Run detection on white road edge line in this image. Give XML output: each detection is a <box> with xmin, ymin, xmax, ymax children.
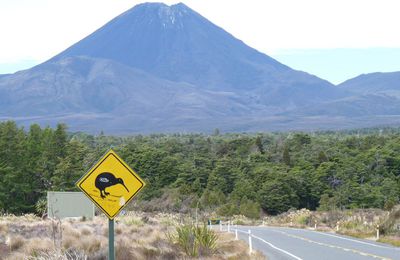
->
<box><xmin>234</xmin><ymin>229</ymin><xmax>303</xmax><ymax>260</ymax></box>
<box><xmin>272</xmin><ymin>230</ymin><xmax>392</xmax><ymax>260</ymax></box>
<box><xmin>273</xmin><ymin>227</ymin><xmax>399</xmax><ymax>251</ymax></box>
<box><xmin>252</xmin><ymin>234</ymin><xmax>304</xmax><ymax>260</ymax></box>
<box><xmin>313</xmin><ymin>231</ymin><xmax>400</xmax><ymax>250</ymax></box>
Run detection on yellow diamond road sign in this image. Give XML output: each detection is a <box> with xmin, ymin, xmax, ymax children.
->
<box><xmin>76</xmin><ymin>149</ymin><xmax>145</xmax><ymax>219</ymax></box>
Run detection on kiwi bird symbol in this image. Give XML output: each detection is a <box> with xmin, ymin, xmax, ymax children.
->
<box><xmin>95</xmin><ymin>172</ymin><xmax>129</xmax><ymax>199</ymax></box>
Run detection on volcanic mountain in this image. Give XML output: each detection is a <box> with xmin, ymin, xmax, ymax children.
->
<box><xmin>2</xmin><ymin>2</ymin><xmax>396</xmax><ymax>133</ymax></box>
<box><xmin>338</xmin><ymin>72</ymin><xmax>400</xmax><ymax>95</ymax></box>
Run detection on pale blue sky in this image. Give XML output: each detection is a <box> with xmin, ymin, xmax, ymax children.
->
<box><xmin>272</xmin><ymin>48</ymin><xmax>400</xmax><ymax>84</ymax></box>
<box><xmin>1</xmin><ymin>0</ymin><xmax>400</xmax><ymax>84</ymax></box>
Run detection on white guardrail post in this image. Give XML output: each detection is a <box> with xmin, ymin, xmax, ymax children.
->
<box><xmin>248</xmin><ymin>229</ymin><xmax>253</xmax><ymax>255</ymax></box>
<box><xmin>376</xmin><ymin>225</ymin><xmax>380</xmax><ymax>240</ymax></box>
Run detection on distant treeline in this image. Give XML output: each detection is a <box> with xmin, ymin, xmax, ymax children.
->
<box><xmin>0</xmin><ymin>121</ymin><xmax>399</xmax><ymax>217</ymax></box>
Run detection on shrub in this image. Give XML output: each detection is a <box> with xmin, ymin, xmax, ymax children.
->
<box><xmin>239</xmin><ymin>198</ymin><xmax>260</xmax><ymax>219</ymax></box>
<box><xmin>381</xmin><ymin>205</ymin><xmax>400</xmax><ymax>235</ymax></box>
<box><xmin>171</xmin><ymin>224</ymin><xmax>217</xmax><ymax>257</ymax></box>
<box><xmin>195</xmin><ymin>225</ymin><xmax>218</xmax><ymax>256</ymax></box>
<box><xmin>218</xmin><ymin>203</ymin><xmax>239</xmax><ymax>216</ymax></box>
<box><xmin>175</xmin><ymin>225</ymin><xmax>196</xmax><ymax>256</ymax></box>
<box><xmin>35</xmin><ymin>199</ymin><xmax>47</xmax><ymax>217</ymax></box>
<box><xmin>295</xmin><ymin>215</ymin><xmax>310</xmax><ymax>226</ymax></box>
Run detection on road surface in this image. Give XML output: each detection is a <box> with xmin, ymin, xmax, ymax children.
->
<box><xmin>223</xmin><ymin>225</ymin><xmax>399</xmax><ymax>260</ymax></box>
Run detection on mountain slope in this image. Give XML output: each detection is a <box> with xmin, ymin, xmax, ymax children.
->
<box><xmin>51</xmin><ymin>3</ymin><xmax>339</xmax><ymax>100</ymax></box>
<box><xmin>0</xmin><ymin>56</ymin><xmax>256</xmax><ymax>116</ymax></box>
<box><xmin>53</xmin><ymin>3</ymin><xmax>286</xmax><ymax>91</ymax></box>
<box><xmin>5</xmin><ymin>2</ymin><xmax>396</xmax><ymax>133</ymax></box>
<box><xmin>285</xmin><ymin>72</ymin><xmax>400</xmax><ymax>119</ymax></box>
<box><xmin>338</xmin><ymin>72</ymin><xmax>400</xmax><ymax>95</ymax></box>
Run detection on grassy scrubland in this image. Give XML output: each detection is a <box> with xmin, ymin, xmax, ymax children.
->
<box><xmin>1</xmin><ymin>121</ymin><xmax>399</xmax><ymax>256</ymax></box>
<box><xmin>0</xmin><ymin>212</ymin><xmax>265</xmax><ymax>260</ymax></box>
<box><xmin>260</xmin><ymin>206</ymin><xmax>400</xmax><ymax>247</ymax></box>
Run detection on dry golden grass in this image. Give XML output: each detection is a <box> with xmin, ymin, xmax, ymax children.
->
<box><xmin>22</xmin><ymin>237</ymin><xmax>54</xmax><ymax>255</ymax></box>
<box><xmin>214</xmin><ymin>232</ymin><xmax>266</xmax><ymax>260</ymax></box>
<box><xmin>4</xmin><ymin>251</ymin><xmax>26</xmax><ymax>260</ymax></box>
<box><xmin>0</xmin><ymin>212</ymin><xmax>266</xmax><ymax>259</ymax></box>
<box><xmin>9</xmin><ymin>235</ymin><xmax>25</xmax><ymax>251</ymax></box>
<box><xmin>262</xmin><ymin>208</ymin><xmax>399</xmax><ymax>248</ymax></box>
<box><xmin>378</xmin><ymin>236</ymin><xmax>400</xmax><ymax>247</ymax></box>
<box><xmin>79</xmin><ymin>225</ymin><xmax>93</xmax><ymax>236</ymax></box>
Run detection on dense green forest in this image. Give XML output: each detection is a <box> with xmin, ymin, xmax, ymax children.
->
<box><xmin>0</xmin><ymin>121</ymin><xmax>399</xmax><ymax>217</ymax></box>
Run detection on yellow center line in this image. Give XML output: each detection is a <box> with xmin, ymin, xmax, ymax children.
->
<box><xmin>273</xmin><ymin>230</ymin><xmax>392</xmax><ymax>260</ymax></box>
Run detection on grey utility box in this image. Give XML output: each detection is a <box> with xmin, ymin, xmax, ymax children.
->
<box><xmin>47</xmin><ymin>191</ymin><xmax>94</xmax><ymax>219</ymax></box>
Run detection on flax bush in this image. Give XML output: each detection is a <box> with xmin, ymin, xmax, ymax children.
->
<box><xmin>171</xmin><ymin>224</ymin><xmax>217</xmax><ymax>257</ymax></box>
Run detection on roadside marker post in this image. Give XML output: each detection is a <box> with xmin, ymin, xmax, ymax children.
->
<box><xmin>76</xmin><ymin>149</ymin><xmax>146</xmax><ymax>260</ymax></box>
<box><xmin>248</xmin><ymin>229</ymin><xmax>253</xmax><ymax>255</ymax></box>
<box><xmin>376</xmin><ymin>225</ymin><xmax>380</xmax><ymax>240</ymax></box>
<box><xmin>235</xmin><ymin>229</ymin><xmax>238</xmax><ymax>240</ymax></box>
<box><xmin>228</xmin><ymin>222</ymin><xmax>230</xmax><ymax>232</ymax></box>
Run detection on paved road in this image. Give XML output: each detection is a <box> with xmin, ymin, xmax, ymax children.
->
<box><xmin>224</xmin><ymin>226</ymin><xmax>400</xmax><ymax>260</ymax></box>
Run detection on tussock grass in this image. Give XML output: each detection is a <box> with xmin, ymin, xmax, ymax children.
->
<box><xmin>216</xmin><ymin>232</ymin><xmax>266</xmax><ymax>260</ymax></box>
<box><xmin>338</xmin><ymin>230</ymin><xmax>375</xmax><ymax>239</ymax></box>
<box><xmin>381</xmin><ymin>205</ymin><xmax>400</xmax><ymax>236</ymax></box>
<box><xmin>0</xmin><ymin>222</ymin><xmax>9</xmax><ymax>235</ymax></box>
<box><xmin>377</xmin><ymin>236</ymin><xmax>400</xmax><ymax>247</ymax></box>
<box><xmin>4</xmin><ymin>251</ymin><xmax>26</xmax><ymax>260</ymax></box>
<box><xmin>22</xmin><ymin>237</ymin><xmax>54</xmax><ymax>256</ymax></box>
<box><xmin>61</xmin><ymin>222</ymin><xmax>79</xmax><ymax>238</ymax></box>
<box><xmin>9</xmin><ymin>235</ymin><xmax>25</xmax><ymax>251</ymax></box>
<box><xmin>0</xmin><ymin>242</ymin><xmax>11</xmax><ymax>258</ymax></box>
<box><xmin>112</xmin><ymin>236</ymin><xmax>135</xmax><ymax>259</ymax></box>
<box><xmin>0</xmin><ymin>212</ymin><xmax>267</xmax><ymax>259</ymax></box>
<box><xmin>122</xmin><ymin>216</ymin><xmax>144</xmax><ymax>227</ymax></box>
<box><xmin>77</xmin><ymin>236</ymin><xmax>102</xmax><ymax>254</ymax></box>
<box><xmin>26</xmin><ymin>249</ymin><xmax>88</xmax><ymax>260</ymax></box>
<box><xmin>79</xmin><ymin>225</ymin><xmax>93</xmax><ymax>236</ymax></box>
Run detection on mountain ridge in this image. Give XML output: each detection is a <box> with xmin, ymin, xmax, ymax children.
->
<box><xmin>338</xmin><ymin>71</ymin><xmax>400</xmax><ymax>94</ymax></box>
<box><xmin>50</xmin><ymin>2</ymin><xmax>335</xmax><ymax>93</ymax></box>
<box><xmin>0</xmin><ymin>2</ymin><xmax>399</xmax><ymax>133</ymax></box>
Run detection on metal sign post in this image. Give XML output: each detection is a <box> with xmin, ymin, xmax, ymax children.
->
<box><xmin>109</xmin><ymin>219</ymin><xmax>115</xmax><ymax>260</ymax></box>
